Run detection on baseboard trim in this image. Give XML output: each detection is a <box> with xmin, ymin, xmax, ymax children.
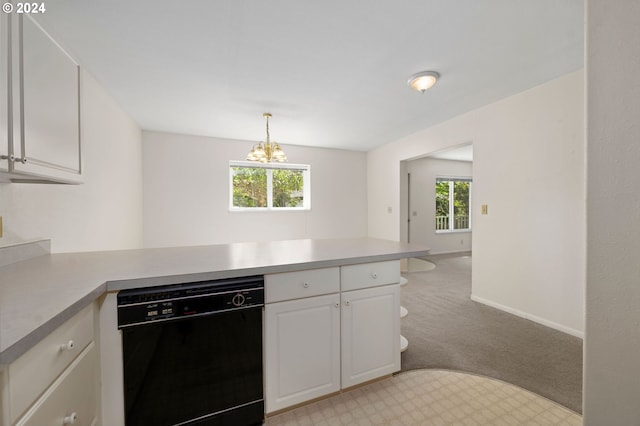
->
<box><xmin>470</xmin><ymin>295</ymin><xmax>584</xmax><ymax>339</ymax></box>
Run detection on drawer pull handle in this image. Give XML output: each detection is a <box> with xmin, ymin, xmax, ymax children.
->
<box><xmin>371</xmin><ymin>272</ymin><xmax>378</xmax><ymax>279</ymax></box>
<box><xmin>345</xmin><ymin>300</ymin><xmax>351</xmax><ymax>307</ymax></box>
<box><xmin>303</xmin><ymin>282</ymin><xmax>309</xmax><ymax>288</ymax></box>
<box><xmin>63</xmin><ymin>412</ymin><xmax>78</xmax><ymax>424</ymax></box>
<box><xmin>335</xmin><ymin>303</ymin><xmax>340</xmax><ymax>308</ymax></box>
<box><xmin>60</xmin><ymin>340</ymin><xmax>75</xmax><ymax>352</ymax></box>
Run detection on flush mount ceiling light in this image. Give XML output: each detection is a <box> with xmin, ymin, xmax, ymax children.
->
<box><xmin>246</xmin><ymin>113</ymin><xmax>287</xmax><ymax>163</ymax></box>
<box><xmin>408</xmin><ymin>71</ymin><xmax>440</xmax><ymax>93</ymax></box>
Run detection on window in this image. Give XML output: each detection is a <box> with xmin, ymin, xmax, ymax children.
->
<box><xmin>435</xmin><ymin>177</ymin><xmax>471</xmax><ymax>232</ymax></box>
<box><xmin>230</xmin><ymin>161</ymin><xmax>310</xmax><ymax>210</ymax></box>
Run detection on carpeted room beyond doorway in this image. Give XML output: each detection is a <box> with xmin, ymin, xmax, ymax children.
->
<box><xmin>400</xmin><ymin>253</ymin><xmax>583</xmax><ymax>414</ymax></box>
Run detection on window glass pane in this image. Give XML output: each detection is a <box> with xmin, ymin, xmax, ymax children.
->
<box><xmin>229</xmin><ymin>162</ymin><xmax>310</xmax><ymax>211</ymax></box>
<box><xmin>435</xmin><ymin>181</ymin><xmax>450</xmax><ymax>230</ymax></box>
<box><xmin>272</xmin><ymin>169</ymin><xmax>304</xmax><ymax>208</ymax></box>
<box><xmin>232</xmin><ymin>167</ymin><xmax>267</xmax><ymax>207</ymax></box>
<box><xmin>453</xmin><ymin>181</ymin><xmax>470</xmax><ymax>229</ymax></box>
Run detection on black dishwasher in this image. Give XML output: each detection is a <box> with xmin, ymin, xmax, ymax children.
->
<box><xmin>117</xmin><ymin>276</ymin><xmax>264</xmax><ymax>426</ymax></box>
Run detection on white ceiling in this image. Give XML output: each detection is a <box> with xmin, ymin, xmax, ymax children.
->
<box><xmin>429</xmin><ymin>145</ymin><xmax>473</xmax><ymax>162</ymax></box>
<box><xmin>34</xmin><ymin>1</ymin><xmax>584</xmax><ymax>152</ymax></box>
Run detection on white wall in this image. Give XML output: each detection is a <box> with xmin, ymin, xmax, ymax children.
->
<box><xmin>404</xmin><ymin>158</ymin><xmax>472</xmax><ymax>253</ymax></box>
<box><xmin>142</xmin><ymin>131</ymin><xmax>367</xmax><ymax>247</ymax></box>
<box><xmin>0</xmin><ymin>71</ymin><xmax>143</xmax><ymax>253</ymax></box>
<box><xmin>368</xmin><ymin>70</ymin><xmax>585</xmax><ymax>336</ymax></box>
<box><xmin>584</xmin><ymin>1</ymin><xmax>640</xmax><ymax>423</ymax></box>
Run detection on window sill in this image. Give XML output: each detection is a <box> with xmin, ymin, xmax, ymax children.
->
<box><xmin>229</xmin><ymin>207</ymin><xmax>311</xmax><ymax>212</ymax></box>
<box><xmin>435</xmin><ymin>229</ymin><xmax>472</xmax><ymax>234</ymax></box>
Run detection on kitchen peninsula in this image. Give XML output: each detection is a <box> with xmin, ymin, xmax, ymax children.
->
<box><xmin>0</xmin><ymin>238</ymin><xmax>429</xmax><ymax>425</ymax></box>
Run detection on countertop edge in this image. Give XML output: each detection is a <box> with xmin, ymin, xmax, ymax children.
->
<box><xmin>0</xmin><ymin>283</ymin><xmax>107</xmax><ymax>365</ymax></box>
<box><xmin>1</xmin><ymin>239</ymin><xmax>430</xmax><ymax>365</ymax></box>
<box><xmin>105</xmin><ymin>250</ymin><xmax>428</xmax><ymax>291</ymax></box>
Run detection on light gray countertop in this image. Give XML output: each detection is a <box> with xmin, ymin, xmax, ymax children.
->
<box><xmin>0</xmin><ymin>238</ymin><xmax>429</xmax><ymax>364</ymax></box>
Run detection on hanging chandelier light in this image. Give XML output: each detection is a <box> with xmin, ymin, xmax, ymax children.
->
<box><xmin>246</xmin><ymin>113</ymin><xmax>287</xmax><ymax>163</ymax></box>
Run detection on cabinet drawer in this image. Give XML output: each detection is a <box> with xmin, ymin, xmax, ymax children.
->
<box><xmin>265</xmin><ymin>267</ymin><xmax>340</xmax><ymax>303</ymax></box>
<box><xmin>340</xmin><ymin>260</ymin><xmax>401</xmax><ymax>291</ymax></box>
<box><xmin>9</xmin><ymin>304</ymin><xmax>94</xmax><ymax>423</ymax></box>
<box><xmin>16</xmin><ymin>343</ymin><xmax>98</xmax><ymax>426</ymax></box>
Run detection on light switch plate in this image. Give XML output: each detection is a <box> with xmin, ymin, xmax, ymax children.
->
<box><xmin>481</xmin><ymin>204</ymin><xmax>488</xmax><ymax>215</ymax></box>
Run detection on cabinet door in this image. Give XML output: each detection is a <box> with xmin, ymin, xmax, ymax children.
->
<box><xmin>265</xmin><ymin>293</ymin><xmax>341</xmax><ymax>413</ymax></box>
<box><xmin>0</xmin><ymin>11</ymin><xmax>9</xmax><ymax>174</ymax></box>
<box><xmin>341</xmin><ymin>284</ymin><xmax>400</xmax><ymax>389</ymax></box>
<box><xmin>10</xmin><ymin>14</ymin><xmax>81</xmax><ymax>183</ymax></box>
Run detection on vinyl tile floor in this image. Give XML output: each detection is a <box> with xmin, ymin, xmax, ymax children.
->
<box><xmin>265</xmin><ymin>369</ymin><xmax>582</xmax><ymax>425</ymax></box>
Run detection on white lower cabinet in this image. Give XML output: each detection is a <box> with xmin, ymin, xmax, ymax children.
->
<box><xmin>16</xmin><ymin>344</ymin><xmax>98</xmax><ymax>426</ymax></box>
<box><xmin>341</xmin><ymin>284</ymin><xmax>401</xmax><ymax>389</ymax></box>
<box><xmin>265</xmin><ymin>293</ymin><xmax>341</xmax><ymax>413</ymax></box>
<box><xmin>264</xmin><ymin>261</ymin><xmax>401</xmax><ymax>413</ymax></box>
<box><xmin>1</xmin><ymin>304</ymin><xmax>99</xmax><ymax>426</ymax></box>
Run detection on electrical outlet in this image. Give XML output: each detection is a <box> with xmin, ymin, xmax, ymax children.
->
<box><xmin>481</xmin><ymin>204</ymin><xmax>488</xmax><ymax>215</ymax></box>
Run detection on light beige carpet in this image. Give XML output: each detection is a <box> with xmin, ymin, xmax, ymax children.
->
<box><xmin>266</xmin><ymin>369</ymin><xmax>582</xmax><ymax>425</ymax></box>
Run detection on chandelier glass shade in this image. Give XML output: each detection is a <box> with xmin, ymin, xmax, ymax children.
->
<box><xmin>246</xmin><ymin>113</ymin><xmax>287</xmax><ymax>163</ymax></box>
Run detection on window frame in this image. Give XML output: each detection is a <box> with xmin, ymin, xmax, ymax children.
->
<box><xmin>229</xmin><ymin>160</ymin><xmax>311</xmax><ymax>211</ymax></box>
<box><xmin>435</xmin><ymin>176</ymin><xmax>472</xmax><ymax>233</ymax></box>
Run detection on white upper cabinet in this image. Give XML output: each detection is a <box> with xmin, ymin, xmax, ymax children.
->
<box><xmin>1</xmin><ymin>12</ymin><xmax>82</xmax><ymax>183</ymax></box>
<box><xmin>0</xmin><ymin>12</ymin><xmax>9</xmax><ymax>175</ymax></box>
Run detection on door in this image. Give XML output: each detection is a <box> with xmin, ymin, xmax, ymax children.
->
<box><xmin>341</xmin><ymin>284</ymin><xmax>400</xmax><ymax>388</ymax></box>
<box><xmin>264</xmin><ymin>293</ymin><xmax>341</xmax><ymax>413</ymax></box>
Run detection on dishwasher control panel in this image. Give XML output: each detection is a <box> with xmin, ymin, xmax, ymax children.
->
<box><xmin>117</xmin><ymin>276</ymin><xmax>264</xmax><ymax>328</ymax></box>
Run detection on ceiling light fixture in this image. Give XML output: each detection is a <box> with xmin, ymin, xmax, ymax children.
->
<box><xmin>246</xmin><ymin>113</ymin><xmax>287</xmax><ymax>163</ymax></box>
<box><xmin>408</xmin><ymin>71</ymin><xmax>440</xmax><ymax>93</ymax></box>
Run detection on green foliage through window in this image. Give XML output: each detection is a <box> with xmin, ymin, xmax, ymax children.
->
<box><xmin>273</xmin><ymin>169</ymin><xmax>304</xmax><ymax>207</ymax></box>
<box><xmin>230</xmin><ymin>162</ymin><xmax>310</xmax><ymax>210</ymax></box>
<box><xmin>232</xmin><ymin>167</ymin><xmax>267</xmax><ymax>207</ymax></box>
<box><xmin>435</xmin><ymin>178</ymin><xmax>471</xmax><ymax>231</ymax></box>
